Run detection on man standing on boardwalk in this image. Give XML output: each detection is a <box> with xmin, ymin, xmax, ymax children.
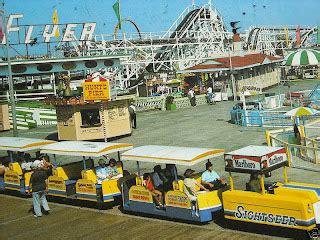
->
<box><xmin>129</xmin><ymin>102</ymin><xmax>137</xmax><ymax>129</ymax></box>
<box><xmin>188</xmin><ymin>88</ymin><xmax>196</xmax><ymax>106</ymax></box>
<box><xmin>28</xmin><ymin>160</ymin><xmax>50</xmax><ymax>217</ymax></box>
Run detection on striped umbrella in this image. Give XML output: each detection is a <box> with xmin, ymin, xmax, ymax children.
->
<box><xmin>285</xmin><ymin>49</ymin><xmax>320</xmax><ymax>66</ymax></box>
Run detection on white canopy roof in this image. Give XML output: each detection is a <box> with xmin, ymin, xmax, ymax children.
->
<box><xmin>40</xmin><ymin>141</ymin><xmax>133</xmax><ymax>157</ymax></box>
<box><xmin>0</xmin><ymin>137</ymin><xmax>56</xmax><ymax>152</ymax></box>
<box><xmin>226</xmin><ymin>145</ymin><xmax>284</xmax><ymax>157</ymax></box>
<box><xmin>121</xmin><ymin>145</ymin><xmax>224</xmax><ymax>166</ymax></box>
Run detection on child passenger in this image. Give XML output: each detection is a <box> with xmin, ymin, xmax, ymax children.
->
<box><xmin>143</xmin><ymin>173</ymin><xmax>163</xmax><ymax>208</ymax></box>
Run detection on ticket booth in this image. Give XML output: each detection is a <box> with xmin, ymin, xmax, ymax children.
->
<box><xmin>46</xmin><ymin>74</ymin><xmax>134</xmax><ymax>140</ymax></box>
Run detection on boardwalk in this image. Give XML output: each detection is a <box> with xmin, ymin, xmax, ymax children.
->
<box><xmin>1</xmin><ymin>80</ymin><xmax>318</xmax><ymax>239</ymax></box>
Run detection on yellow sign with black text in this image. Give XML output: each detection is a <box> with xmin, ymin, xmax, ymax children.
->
<box><xmin>83</xmin><ymin>81</ymin><xmax>110</xmax><ymax>101</ymax></box>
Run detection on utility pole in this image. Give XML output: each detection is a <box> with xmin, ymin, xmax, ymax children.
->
<box><xmin>1</xmin><ymin>2</ymin><xmax>18</xmax><ymax>136</ymax></box>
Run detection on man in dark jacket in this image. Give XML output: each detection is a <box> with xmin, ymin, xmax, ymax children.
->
<box><xmin>28</xmin><ymin>160</ymin><xmax>50</xmax><ymax>217</ymax></box>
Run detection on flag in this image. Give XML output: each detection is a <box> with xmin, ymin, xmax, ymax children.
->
<box><xmin>52</xmin><ymin>9</ymin><xmax>60</xmax><ymax>37</ymax></box>
<box><xmin>112</xmin><ymin>0</ymin><xmax>121</xmax><ymax>30</ymax></box>
<box><xmin>284</xmin><ymin>27</ymin><xmax>289</xmax><ymax>48</ymax></box>
<box><xmin>0</xmin><ymin>10</ymin><xmax>4</xmax><ymax>42</ymax></box>
<box><xmin>317</xmin><ymin>25</ymin><xmax>320</xmax><ymax>44</ymax></box>
<box><xmin>295</xmin><ymin>25</ymin><xmax>301</xmax><ymax>46</ymax></box>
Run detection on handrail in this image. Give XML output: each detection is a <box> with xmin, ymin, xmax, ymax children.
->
<box><xmin>161</xmin><ymin>5</ymin><xmax>193</xmax><ymax>39</ymax></box>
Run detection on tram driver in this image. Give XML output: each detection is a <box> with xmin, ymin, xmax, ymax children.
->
<box><xmin>247</xmin><ymin>174</ymin><xmax>261</xmax><ymax>193</ymax></box>
<box><xmin>201</xmin><ymin>161</ymin><xmax>226</xmax><ymax>191</ymax></box>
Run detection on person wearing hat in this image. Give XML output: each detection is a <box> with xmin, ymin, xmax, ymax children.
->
<box><xmin>28</xmin><ymin>160</ymin><xmax>50</xmax><ymax>217</ymax></box>
<box><xmin>247</xmin><ymin>174</ymin><xmax>261</xmax><ymax>193</ymax></box>
<box><xmin>201</xmin><ymin>161</ymin><xmax>226</xmax><ymax>191</ymax></box>
<box><xmin>183</xmin><ymin>169</ymin><xmax>209</xmax><ymax>217</ymax></box>
<box><xmin>96</xmin><ymin>159</ymin><xmax>109</xmax><ymax>184</ymax></box>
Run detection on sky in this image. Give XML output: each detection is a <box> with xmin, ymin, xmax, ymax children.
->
<box><xmin>1</xmin><ymin>0</ymin><xmax>320</xmax><ymax>56</ymax></box>
<box><xmin>4</xmin><ymin>0</ymin><xmax>320</xmax><ymax>35</ymax></box>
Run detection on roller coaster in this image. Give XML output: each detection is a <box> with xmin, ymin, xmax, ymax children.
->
<box><xmin>80</xmin><ymin>2</ymin><xmax>317</xmax><ymax>89</ymax></box>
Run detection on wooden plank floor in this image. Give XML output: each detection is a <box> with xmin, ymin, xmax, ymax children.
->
<box><xmin>0</xmin><ymin>194</ymin><xmax>307</xmax><ymax>240</ymax></box>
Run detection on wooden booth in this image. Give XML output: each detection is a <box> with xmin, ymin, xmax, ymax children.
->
<box><xmin>45</xmin><ymin>73</ymin><xmax>134</xmax><ymax>141</ymax></box>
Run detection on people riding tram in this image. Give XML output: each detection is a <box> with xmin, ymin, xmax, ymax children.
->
<box><xmin>121</xmin><ymin>145</ymin><xmax>226</xmax><ymax>222</ymax></box>
<box><xmin>0</xmin><ymin>137</ymin><xmax>56</xmax><ymax>194</ymax></box>
<box><xmin>40</xmin><ymin>141</ymin><xmax>133</xmax><ymax>205</ymax></box>
<box><xmin>223</xmin><ymin>145</ymin><xmax>320</xmax><ymax>237</ymax></box>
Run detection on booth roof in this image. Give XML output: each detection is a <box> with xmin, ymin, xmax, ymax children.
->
<box><xmin>226</xmin><ymin>145</ymin><xmax>284</xmax><ymax>157</ymax></box>
<box><xmin>0</xmin><ymin>137</ymin><xmax>56</xmax><ymax>152</ymax></box>
<box><xmin>40</xmin><ymin>141</ymin><xmax>133</xmax><ymax>157</ymax></box>
<box><xmin>181</xmin><ymin>53</ymin><xmax>283</xmax><ymax>73</ymax></box>
<box><xmin>121</xmin><ymin>145</ymin><xmax>224</xmax><ymax>166</ymax></box>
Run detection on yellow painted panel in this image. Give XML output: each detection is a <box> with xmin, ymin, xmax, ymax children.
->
<box><xmin>129</xmin><ymin>185</ymin><xmax>153</xmax><ymax>203</ymax></box>
<box><xmin>82</xmin><ymin>169</ymin><xmax>97</xmax><ymax>184</ymax></box>
<box><xmin>4</xmin><ymin>170</ymin><xmax>20</xmax><ymax>188</ymax></box>
<box><xmin>48</xmin><ymin>176</ymin><xmax>66</xmax><ymax>191</ymax></box>
<box><xmin>76</xmin><ymin>179</ymin><xmax>96</xmax><ymax>195</ymax></box>
<box><xmin>198</xmin><ymin>190</ymin><xmax>221</xmax><ymax>210</ymax></box>
<box><xmin>102</xmin><ymin>179</ymin><xmax>120</xmax><ymax>198</ymax></box>
<box><xmin>165</xmin><ymin>190</ymin><xmax>191</xmax><ymax>208</ymax></box>
<box><xmin>222</xmin><ymin>190</ymin><xmax>315</xmax><ymax>230</ymax></box>
<box><xmin>9</xmin><ymin>162</ymin><xmax>23</xmax><ymax>176</ymax></box>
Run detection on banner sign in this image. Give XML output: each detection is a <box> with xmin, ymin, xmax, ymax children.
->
<box><xmin>1</xmin><ymin>14</ymin><xmax>96</xmax><ymax>44</ymax></box>
<box><xmin>83</xmin><ymin>81</ymin><xmax>110</xmax><ymax>101</ymax></box>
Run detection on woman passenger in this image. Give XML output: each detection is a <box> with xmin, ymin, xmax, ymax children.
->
<box><xmin>143</xmin><ymin>173</ymin><xmax>163</xmax><ymax>208</ymax></box>
<box><xmin>183</xmin><ymin>169</ymin><xmax>209</xmax><ymax>216</ymax></box>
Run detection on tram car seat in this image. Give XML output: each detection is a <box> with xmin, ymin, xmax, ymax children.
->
<box><xmin>172</xmin><ymin>180</ymin><xmax>184</xmax><ymax>192</ymax></box>
<box><xmin>4</xmin><ymin>162</ymin><xmax>32</xmax><ymax>193</ymax></box>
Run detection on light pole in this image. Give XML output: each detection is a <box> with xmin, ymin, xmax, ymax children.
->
<box><xmin>228</xmin><ymin>49</ymin><xmax>237</xmax><ymax>102</ymax></box>
<box><xmin>1</xmin><ymin>2</ymin><xmax>18</xmax><ymax>136</ymax></box>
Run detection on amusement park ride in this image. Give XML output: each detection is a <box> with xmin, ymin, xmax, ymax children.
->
<box><xmin>0</xmin><ymin>1</ymin><xmax>318</xmax><ymax>92</ymax></box>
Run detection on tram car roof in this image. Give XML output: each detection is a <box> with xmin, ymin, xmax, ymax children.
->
<box><xmin>225</xmin><ymin>145</ymin><xmax>288</xmax><ymax>174</ymax></box>
<box><xmin>121</xmin><ymin>145</ymin><xmax>225</xmax><ymax>166</ymax></box>
<box><xmin>0</xmin><ymin>137</ymin><xmax>56</xmax><ymax>152</ymax></box>
<box><xmin>40</xmin><ymin>141</ymin><xmax>133</xmax><ymax>157</ymax></box>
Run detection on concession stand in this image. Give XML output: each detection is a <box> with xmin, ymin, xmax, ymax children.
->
<box><xmin>45</xmin><ymin>73</ymin><xmax>134</xmax><ymax>140</ymax></box>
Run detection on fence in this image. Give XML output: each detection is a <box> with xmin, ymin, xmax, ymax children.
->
<box><xmin>232</xmin><ymin>109</ymin><xmax>293</xmax><ymax>128</ymax></box>
<box><xmin>134</xmin><ymin>94</ymin><xmax>209</xmax><ymax>112</ymax></box>
<box><xmin>9</xmin><ymin>106</ymin><xmax>57</xmax><ymax>130</ymax></box>
<box><xmin>0</xmin><ymin>89</ymin><xmax>55</xmax><ymax>102</ymax></box>
<box><xmin>266</xmin><ymin>128</ymin><xmax>320</xmax><ymax>172</ymax></box>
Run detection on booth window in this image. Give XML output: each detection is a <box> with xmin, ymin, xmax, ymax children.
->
<box><xmin>80</xmin><ymin>109</ymin><xmax>101</xmax><ymax>128</ymax></box>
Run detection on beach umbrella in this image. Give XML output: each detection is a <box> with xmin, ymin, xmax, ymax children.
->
<box><xmin>284</xmin><ymin>107</ymin><xmax>319</xmax><ymax>117</ymax></box>
<box><xmin>285</xmin><ymin>49</ymin><xmax>320</xmax><ymax>66</ymax></box>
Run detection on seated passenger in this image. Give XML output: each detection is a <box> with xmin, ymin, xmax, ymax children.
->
<box><xmin>96</xmin><ymin>159</ymin><xmax>108</xmax><ymax>184</ymax></box>
<box><xmin>152</xmin><ymin>165</ymin><xmax>169</xmax><ymax>192</ymax></box>
<box><xmin>201</xmin><ymin>161</ymin><xmax>226</xmax><ymax>190</ymax></box>
<box><xmin>164</xmin><ymin>164</ymin><xmax>177</xmax><ymax>181</ymax></box>
<box><xmin>183</xmin><ymin>169</ymin><xmax>209</xmax><ymax>216</ymax></box>
<box><xmin>21</xmin><ymin>154</ymin><xmax>33</xmax><ymax>172</ymax></box>
<box><xmin>143</xmin><ymin>173</ymin><xmax>163</xmax><ymax>208</ymax></box>
<box><xmin>39</xmin><ymin>155</ymin><xmax>53</xmax><ymax>171</ymax></box>
<box><xmin>106</xmin><ymin>158</ymin><xmax>123</xmax><ymax>179</ymax></box>
<box><xmin>247</xmin><ymin>174</ymin><xmax>261</xmax><ymax>193</ymax></box>
<box><xmin>0</xmin><ymin>161</ymin><xmax>7</xmax><ymax>176</ymax></box>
